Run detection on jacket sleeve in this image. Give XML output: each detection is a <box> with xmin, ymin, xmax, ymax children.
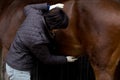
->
<box><xmin>24</xmin><ymin>3</ymin><xmax>49</xmax><ymax>16</ymax></box>
<box><xmin>29</xmin><ymin>44</ymin><xmax>67</xmax><ymax>64</ymax></box>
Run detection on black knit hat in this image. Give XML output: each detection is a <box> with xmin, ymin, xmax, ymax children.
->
<box><xmin>44</xmin><ymin>7</ymin><xmax>69</xmax><ymax>30</ymax></box>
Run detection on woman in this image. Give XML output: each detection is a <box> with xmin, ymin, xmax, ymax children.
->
<box><xmin>5</xmin><ymin>3</ymin><xmax>77</xmax><ymax>80</ymax></box>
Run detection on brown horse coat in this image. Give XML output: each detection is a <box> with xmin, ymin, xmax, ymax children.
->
<box><xmin>0</xmin><ymin>0</ymin><xmax>120</xmax><ymax>80</ymax></box>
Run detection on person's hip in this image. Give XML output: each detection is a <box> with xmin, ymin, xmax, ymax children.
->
<box><xmin>6</xmin><ymin>63</ymin><xmax>30</xmax><ymax>80</ymax></box>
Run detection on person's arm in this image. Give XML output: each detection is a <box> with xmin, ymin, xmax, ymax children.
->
<box><xmin>24</xmin><ymin>3</ymin><xmax>49</xmax><ymax>11</ymax></box>
<box><xmin>24</xmin><ymin>3</ymin><xmax>49</xmax><ymax>16</ymax></box>
<box><xmin>23</xmin><ymin>3</ymin><xmax>64</xmax><ymax>16</ymax></box>
<box><xmin>30</xmin><ymin>44</ymin><xmax>67</xmax><ymax>64</ymax></box>
<box><xmin>30</xmin><ymin>44</ymin><xmax>77</xmax><ymax>64</ymax></box>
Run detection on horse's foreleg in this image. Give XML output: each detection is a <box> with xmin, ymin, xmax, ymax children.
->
<box><xmin>91</xmin><ymin>47</ymin><xmax>120</xmax><ymax>80</ymax></box>
<box><xmin>1</xmin><ymin>47</ymin><xmax>9</xmax><ymax>80</ymax></box>
<box><xmin>92</xmin><ymin>65</ymin><xmax>114</xmax><ymax>80</ymax></box>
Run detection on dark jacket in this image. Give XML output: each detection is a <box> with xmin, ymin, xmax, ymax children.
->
<box><xmin>6</xmin><ymin>3</ymin><xmax>67</xmax><ymax>71</ymax></box>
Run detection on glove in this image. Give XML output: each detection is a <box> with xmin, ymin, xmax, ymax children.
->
<box><xmin>49</xmin><ymin>3</ymin><xmax>64</xmax><ymax>10</ymax></box>
<box><xmin>66</xmin><ymin>56</ymin><xmax>78</xmax><ymax>62</ymax></box>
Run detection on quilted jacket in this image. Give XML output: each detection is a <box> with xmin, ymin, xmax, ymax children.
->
<box><xmin>6</xmin><ymin>3</ymin><xmax>67</xmax><ymax>71</ymax></box>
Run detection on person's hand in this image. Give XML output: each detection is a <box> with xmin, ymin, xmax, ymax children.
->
<box><xmin>49</xmin><ymin>3</ymin><xmax>64</xmax><ymax>10</ymax></box>
<box><xmin>66</xmin><ymin>56</ymin><xmax>78</xmax><ymax>62</ymax></box>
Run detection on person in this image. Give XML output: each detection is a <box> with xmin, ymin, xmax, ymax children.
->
<box><xmin>5</xmin><ymin>3</ymin><xmax>78</xmax><ymax>80</ymax></box>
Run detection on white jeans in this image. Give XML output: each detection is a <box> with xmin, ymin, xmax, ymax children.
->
<box><xmin>6</xmin><ymin>63</ymin><xmax>30</xmax><ymax>80</ymax></box>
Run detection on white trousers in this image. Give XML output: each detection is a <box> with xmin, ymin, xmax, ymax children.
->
<box><xmin>6</xmin><ymin>63</ymin><xmax>30</xmax><ymax>80</ymax></box>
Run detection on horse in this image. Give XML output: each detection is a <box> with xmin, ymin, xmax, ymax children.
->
<box><xmin>0</xmin><ymin>0</ymin><xmax>86</xmax><ymax>80</ymax></box>
<box><xmin>0</xmin><ymin>0</ymin><xmax>120</xmax><ymax>80</ymax></box>
<box><xmin>55</xmin><ymin>0</ymin><xmax>120</xmax><ymax>79</ymax></box>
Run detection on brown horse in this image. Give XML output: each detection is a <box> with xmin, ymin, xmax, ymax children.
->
<box><xmin>0</xmin><ymin>0</ymin><xmax>120</xmax><ymax>80</ymax></box>
<box><xmin>56</xmin><ymin>0</ymin><xmax>120</xmax><ymax>79</ymax></box>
